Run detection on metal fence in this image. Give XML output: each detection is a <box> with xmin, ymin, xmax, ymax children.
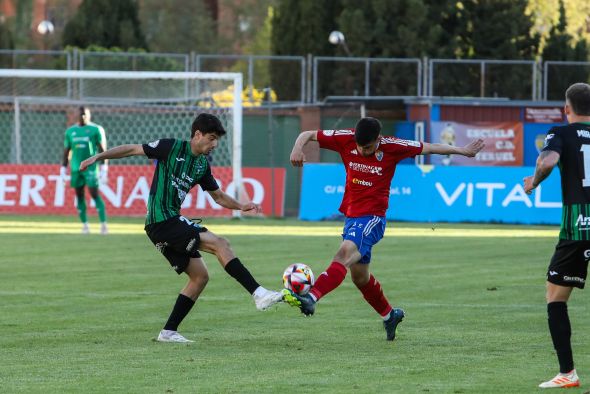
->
<box><xmin>543</xmin><ymin>61</ymin><xmax>590</xmax><ymax>101</ymax></box>
<box><xmin>0</xmin><ymin>49</ymin><xmax>72</xmax><ymax>70</ymax></box>
<box><xmin>195</xmin><ymin>54</ymin><xmax>306</xmax><ymax>104</ymax></box>
<box><xmin>428</xmin><ymin>59</ymin><xmax>538</xmax><ymax>100</ymax></box>
<box><xmin>313</xmin><ymin>56</ymin><xmax>422</xmax><ymax>102</ymax></box>
<box><xmin>2</xmin><ymin>49</ymin><xmax>590</xmax><ymax>103</ymax></box>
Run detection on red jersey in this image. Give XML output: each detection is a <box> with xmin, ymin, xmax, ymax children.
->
<box><xmin>316</xmin><ymin>129</ymin><xmax>423</xmax><ymax>217</ymax></box>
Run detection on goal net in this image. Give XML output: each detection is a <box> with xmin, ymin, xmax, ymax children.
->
<box><xmin>0</xmin><ymin>69</ymin><xmax>244</xmax><ymax>218</ymax></box>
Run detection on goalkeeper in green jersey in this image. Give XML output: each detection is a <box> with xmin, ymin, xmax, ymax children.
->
<box><xmin>61</xmin><ymin>106</ymin><xmax>108</xmax><ymax>234</ymax></box>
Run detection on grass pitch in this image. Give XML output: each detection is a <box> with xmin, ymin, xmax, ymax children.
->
<box><xmin>0</xmin><ymin>215</ymin><xmax>588</xmax><ymax>393</ymax></box>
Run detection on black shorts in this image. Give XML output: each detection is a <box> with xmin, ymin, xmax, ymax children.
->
<box><xmin>145</xmin><ymin>215</ymin><xmax>208</xmax><ymax>274</ymax></box>
<box><xmin>547</xmin><ymin>239</ymin><xmax>590</xmax><ymax>289</ymax></box>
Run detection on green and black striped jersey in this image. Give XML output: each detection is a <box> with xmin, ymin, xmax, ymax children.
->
<box><xmin>542</xmin><ymin>122</ymin><xmax>590</xmax><ymax>240</ymax></box>
<box><xmin>142</xmin><ymin>138</ymin><xmax>219</xmax><ymax>225</ymax></box>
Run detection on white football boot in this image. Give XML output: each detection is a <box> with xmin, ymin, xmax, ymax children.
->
<box><xmin>539</xmin><ymin>369</ymin><xmax>580</xmax><ymax>388</ymax></box>
<box><xmin>100</xmin><ymin>222</ymin><xmax>109</xmax><ymax>235</ymax></box>
<box><xmin>253</xmin><ymin>289</ymin><xmax>284</xmax><ymax>311</ymax></box>
<box><xmin>157</xmin><ymin>330</ymin><xmax>194</xmax><ymax>343</ymax></box>
<box><xmin>81</xmin><ymin>223</ymin><xmax>90</xmax><ymax>234</ymax></box>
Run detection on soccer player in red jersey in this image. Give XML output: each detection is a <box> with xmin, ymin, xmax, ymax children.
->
<box><xmin>284</xmin><ymin>117</ymin><xmax>484</xmax><ymax>341</ymax></box>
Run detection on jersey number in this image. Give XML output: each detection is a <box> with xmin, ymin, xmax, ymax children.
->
<box><xmin>581</xmin><ymin>145</ymin><xmax>590</xmax><ymax>187</ymax></box>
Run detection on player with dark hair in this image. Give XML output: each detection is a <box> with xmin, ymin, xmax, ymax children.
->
<box><xmin>524</xmin><ymin>82</ymin><xmax>590</xmax><ymax>388</ymax></box>
<box><xmin>61</xmin><ymin>106</ymin><xmax>109</xmax><ymax>234</ymax></box>
<box><xmin>80</xmin><ymin>113</ymin><xmax>284</xmax><ymax>343</ymax></box>
<box><xmin>285</xmin><ymin>117</ymin><xmax>484</xmax><ymax>341</ymax></box>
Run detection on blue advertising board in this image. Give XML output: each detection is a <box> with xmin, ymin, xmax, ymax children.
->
<box><xmin>299</xmin><ymin>164</ymin><xmax>562</xmax><ymax>224</ymax></box>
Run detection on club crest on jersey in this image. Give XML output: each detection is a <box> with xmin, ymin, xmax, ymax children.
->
<box><xmin>148</xmin><ymin>140</ymin><xmax>160</xmax><ymax>148</ymax></box>
<box><xmin>375</xmin><ymin>150</ymin><xmax>383</xmax><ymax>161</ymax></box>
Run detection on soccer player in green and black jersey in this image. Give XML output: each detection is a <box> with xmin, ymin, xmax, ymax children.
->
<box><xmin>61</xmin><ymin>106</ymin><xmax>108</xmax><ymax>234</ymax></box>
<box><xmin>524</xmin><ymin>83</ymin><xmax>590</xmax><ymax>388</ymax></box>
<box><xmin>80</xmin><ymin>113</ymin><xmax>284</xmax><ymax>343</ymax></box>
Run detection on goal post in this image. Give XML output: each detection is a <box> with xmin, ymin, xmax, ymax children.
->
<box><xmin>0</xmin><ymin>69</ymin><xmax>245</xmax><ymax>218</ymax></box>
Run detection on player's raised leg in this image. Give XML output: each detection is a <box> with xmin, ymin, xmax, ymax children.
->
<box><xmin>198</xmin><ymin>230</ymin><xmax>284</xmax><ymax>310</ymax></box>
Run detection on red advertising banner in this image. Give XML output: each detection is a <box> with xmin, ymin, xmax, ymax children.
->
<box><xmin>0</xmin><ymin>165</ymin><xmax>285</xmax><ymax>217</ymax></box>
<box><xmin>525</xmin><ymin>107</ymin><xmax>564</xmax><ymax>123</ymax></box>
<box><xmin>431</xmin><ymin>121</ymin><xmax>523</xmax><ymax>166</ymax></box>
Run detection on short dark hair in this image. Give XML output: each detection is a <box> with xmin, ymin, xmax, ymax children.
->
<box><xmin>79</xmin><ymin>106</ymin><xmax>89</xmax><ymax>115</ymax></box>
<box><xmin>191</xmin><ymin>113</ymin><xmax>226</xmax><ymax>138</ymax></box>
<box><xmin>354</xmin><ymin>117</ymin><xmax>382</xmax><ymax>146</ymax></box>
<box><xmin>566</xmin><ymin>83</ymin><xmax>590</xmax><ymax>116</ymax></box>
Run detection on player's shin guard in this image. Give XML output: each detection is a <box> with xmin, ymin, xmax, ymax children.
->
<box><xmin>164</xmin><ymin>294</ymin><xmax>195</xmax><ymax>331</ymax></box>
<box><xmin>309</xmin><ymin>261</ymin><xmax>347</xmax><ymax>301</ymax></box>
<box><xmin>93</xmin><ymin>194</ymin><xmax>107</xmax><ymax>222</ymax></box>
<box><xmin>359</xmin><ymin>274</ymin><xmax>393</xmax><ymax>318</ymax></box>
<box><xmin>548</xmin><ymin>302</ymin><xmax>574</xmax><ymax>373</ymax></box>
<box><xmin>76</xmin><ymin>197</ymin><xmax>87</xmax><ymax>223</ymax></box>
<box><xmin>224</xmin><ymin>257</ymin><xmax>260</xmax><ymax>294</ymax></box>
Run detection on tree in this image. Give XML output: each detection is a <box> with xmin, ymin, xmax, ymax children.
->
<box><xmin>139</xmin><ymin>0</ymin><xmax>222</xmax><ymax>54</ymax></box>
<box><xmin>63</xmin><ymin>0</ymin><xmax>147</xmax><ymax>50</ymax></box>
<box><xmin>271</xmin><ymin>0</ymin><xmax>342</xmax><ymax>101</ymax></box>
<box><xmin>542</xmin><ymin>0</ymin><xmax>590</xmax><ymax>99</ymax></box>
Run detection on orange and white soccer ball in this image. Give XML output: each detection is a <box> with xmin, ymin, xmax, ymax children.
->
<box><xmin>283</xmin><ymin>263</ymin><xmax>315</xmax><ymax>295</ymax></box>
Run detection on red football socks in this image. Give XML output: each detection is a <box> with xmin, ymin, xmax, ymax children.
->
<box><xmin>359</xmin><ymin>274</ymin><xmax>392</xmax><ymax>318</ymax></box>
<box><xmin>309</xmin><ymin>261</ymin><xmax>347</xmax><ymax>301</ymax></box>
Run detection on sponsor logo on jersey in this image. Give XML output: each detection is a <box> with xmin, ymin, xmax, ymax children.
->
<box><xmin>381</xmin><ymin>137</ymin><xmax>421</xmax><ymax>147</ymax></box>
<box><xmin>182</xmin><ymin>172</ymin><xmax>194</xmax><ymax>183</ymax></box>
<box><xmin>349</xmin><ymin>162</ymin><xmax>383</xmax><ymax>175</ymax></box>
<box><xmin>577</xmin><ymin>130</ymin><xmax>590</xmax><ymax>138</ymax></box>
<box><xmin>323</xmin><ymin>130</ymin><xmax>335</xmax><ymax>136</ymax></box>
<box><xmin>352</xmin><ymin>178</ymin><xmax>373</xmax><ymax>186</ymax></box>
<box><xmin>575</xmin><ymin>214</ymin><xmax>590</xmax><ymax>228</ymax></box>
<box><xmin>375</xmin><ymin>150</ymin><xmax>383</xmax><ymax>161</ymax></box>
<box><xmin>148</xmin><ymin>140</ymin><xmax>160</xmax><ymax>148</ymax></box>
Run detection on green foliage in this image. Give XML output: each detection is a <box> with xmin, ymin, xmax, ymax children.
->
<box><xmin>139</xmin><ymin>0</ymin><xmax>221</xmax><ymax>54</ymax></box>
<box><xmin>542</xmin><ymin>0</ymin><xmax>590</xmax><ymax>100</ymax></box>
<box><xmin>0</xmin><ymin>20</ymin><xmax>14</xmax><ymax>50</ymax></box>
<box><xmin>62</xmin><ymin>0</ymin><xmax>147</xmax><ymax>50</ymax></box>
<box><xmin>430</xmin><ymin>0</ymin><xmax>540</xmax><ymax>99</ymax></box>
<box><xmin>271</xmin><ymin>0</ymin><xmax>342</xmax><ymax>101</ymax></box>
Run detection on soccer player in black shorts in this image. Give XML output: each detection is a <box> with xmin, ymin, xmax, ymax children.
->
<box><xmin>524</xmin><ymin>83</ymin><xmax>590</xmax><ymax>388</ymax></box>
<box><xmin>80</xmin><ymin>113</ymin><xmax>284</xmax><ymax>343</ymax></box>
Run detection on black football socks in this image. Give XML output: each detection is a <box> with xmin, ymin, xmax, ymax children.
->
<box><xmin>547</xmin><ymin>301</ymin><xmax>574</xmax><ymax>373</ymax></box>
<box><xmin>224</xmin><ymin>257</ymin><xmax>260</xmax><ymax>294</ymax></box>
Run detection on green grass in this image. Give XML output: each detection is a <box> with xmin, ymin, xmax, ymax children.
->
<box><xmin>0</xmin><ymin>215</ymin><xmax>588</xmax><ymax>393</ymax></box>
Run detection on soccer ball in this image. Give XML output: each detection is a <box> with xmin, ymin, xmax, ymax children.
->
<box><xmin>283</xmin><ymin>263</ymin><xmax>315</xmax><ymax>295</ymax></box>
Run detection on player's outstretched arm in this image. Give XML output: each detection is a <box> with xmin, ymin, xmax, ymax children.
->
<box><xmin>79</xmin><ymin>144</ymin><xmax>145</xmax><ymax>171</ymax></box>
<box><xmin>290</xmin><ymin>130</ymin><xmax>318</xmax><ymax>167</ymax></box>
<box><xmin>207</xmin><ymin>189</ymin><xmax>262</xmax><ymax>213</ymax></box>
<box><xmin>523</xmin><ymin>150</ymin><xmax>560</xmax><ymax>194</ymax></box>
<box><xmin>421</xmin><ymin>138</ymin><xmax>485</xmax><ymax>157</ymax></box>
